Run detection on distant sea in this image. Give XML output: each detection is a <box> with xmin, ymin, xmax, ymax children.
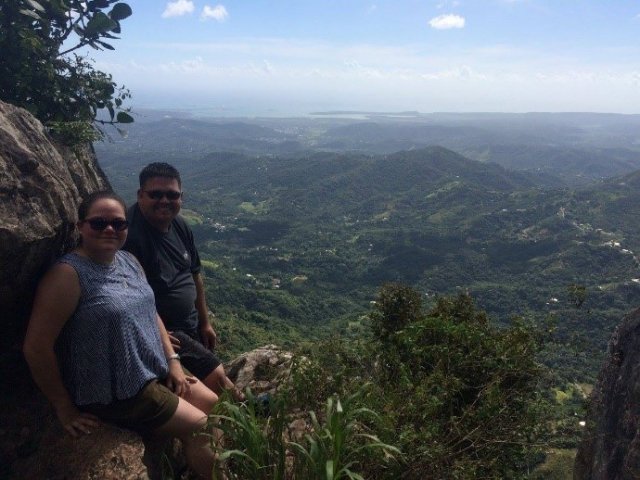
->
<box><xmin>131</xmin><ymin>93</ymin><xmax>422</xmax><ymax>119</ymax></box>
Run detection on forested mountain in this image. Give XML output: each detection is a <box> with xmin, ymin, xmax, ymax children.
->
<box><xmin>459</xmin><ymin>145</ymin><xmax>640</xmax><ymax>185</ymax></box>
<box><xmin>99</xmin><ymin>118</ymin><xmax>640</xmax><ymax>382</ymax></box>
<box><xmin>101</xmin><ymin>111</ymin><xmax>640</xmax><ymax>187</ymax></box>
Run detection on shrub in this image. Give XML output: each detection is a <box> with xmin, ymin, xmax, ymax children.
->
<box><xmin>370</xmin><ymin>284</ymin><xmax>548</xmax><ymax>479</ymax></box>
<box><xmin>208</xmin><ymin>284</ymin><xmax>548</xmax><ymax>479</ymax></box>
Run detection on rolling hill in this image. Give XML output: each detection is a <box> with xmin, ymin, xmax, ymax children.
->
<box><xmin>100</xmin><ymin>133</ymin><xmax>640</xmax><ymax>381</ymax></box>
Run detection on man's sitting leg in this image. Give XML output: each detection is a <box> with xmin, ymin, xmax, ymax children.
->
<box><xmin>203</xmin><ymin>365</ymin><xmax>245</xmax><ymax>402</ymax></box>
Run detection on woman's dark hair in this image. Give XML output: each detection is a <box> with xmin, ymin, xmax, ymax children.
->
<box><xmin>77</xmin><ymin>191</ymin><xmax>127</xmax><ymax>221</ymax></box>
<box><xmin>139</xmin><ymin>162</ymin><xmax>181</xmax><ymax>188</ymax></box>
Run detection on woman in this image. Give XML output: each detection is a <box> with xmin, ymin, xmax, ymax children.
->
<box><xmin>23</xmin><ymin>191</ymin><xmax>218</xmax><ymax>479</ymax></box>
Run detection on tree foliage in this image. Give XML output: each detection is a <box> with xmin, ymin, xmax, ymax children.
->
<box><xmin>278</xmin><ymin>284</ymin><xmax>549</xmax><ymax>478</ymax></box>
<box><xmin>369</xmin><ymin>284</ymin><xmax>548</xmax><ymax>478</ymax></box>
<box><xmin>0</xmin><ymin>0</ymin><xmax>133</xmax><ymax>139</ymax></box>
<box><xmin>567</xmin><ymin>283</ymin><xmax>587</xmax><ymax>309</ymax></box>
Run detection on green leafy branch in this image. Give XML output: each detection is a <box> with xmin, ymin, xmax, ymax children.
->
<box><xmin>0</xmin><ymin>0</ymin><xmax>134</xmax><ymax>142</ymax></box>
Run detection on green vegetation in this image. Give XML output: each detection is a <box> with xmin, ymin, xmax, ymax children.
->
<box><xmin>0</xmin><ymin>0</ymin><xmax>133</xmax><ymax>142</ymax></box>
<box><xmin>530</xmin><ymin>449</ymin><xmax>576</xmax><ymax>479</ymax></box>
<box><xmin>190</xmin><ymin>151</ymin><xmax>633</xmax><ymax>381</ymax></box>
<box><xmin>181</xmin><ymin>208</ymin><xmax>204</xmax><ymax>225</ymax></box>
<box><xmin>211</xmin><ymin>285</ymin><xmax>548</xmax><ymax>478</ymax></box>
<box><xmin>210</xmin><ymin>388</ymin><xmax>399</xmax><ymax>480</ymax></box>
<box><xmin>369</xmin><ymin>286</ymin><xmax>547</xmax><ymax>478</ymax></box>
<box><xmin>98</xmin><ymin>116</ymin><xmax>640</xmax><ymax>477</ymax></box>
<box><xmin>102</xmin><ymin>144</ymin><xmax>640</xmax><ymax>386</ymax></box>
<box><xmin>98</xmin><ymin>142</ymin><xmax>640</xmax><ymax>480</ymax></box>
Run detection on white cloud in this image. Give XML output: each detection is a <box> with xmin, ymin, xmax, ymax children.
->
<box><xmin>344</xmin><ymin>59</ymin><xmax>362</xmax><ymax>69</ymax></box>
<box><xmin>343</xmin><ymin>59</ymin><xmax>384</xmax><ymax>78</ymax></box>
<box><xmin>429</xmin><ymin>14</ymin><xmax>465</xmax><ymax>30</ymax></box>
<box><xmin>99</xmin><ymin>53</ymin><xmax>640</xmax><ymax>113</ymax></box>
<box><xmin>162</xmin><ymin>0</ymin><xmax>194</xmax><ymax>18</ymax></box>
<box><xmin>202</xmin><ymin>5</ymin><xmax>229</xmax><ymax>21</ymax></box>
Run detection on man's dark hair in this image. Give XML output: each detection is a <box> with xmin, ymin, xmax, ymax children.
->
<box><xmin>139</xmin><ymin>162</ymin><xmax>182</xmax><ymax>188</ymax></box>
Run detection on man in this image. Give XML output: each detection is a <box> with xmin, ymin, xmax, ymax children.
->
<box><xmin>123</xmin><ymin>162</ymin><xmax>242</xmax><ymax>400</ymax></box>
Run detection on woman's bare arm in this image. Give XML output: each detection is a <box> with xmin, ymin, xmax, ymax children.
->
<box><xmin>23</xmin><ymin>262</ymin><xmax>99</xmax><ymax>436</ymax></box>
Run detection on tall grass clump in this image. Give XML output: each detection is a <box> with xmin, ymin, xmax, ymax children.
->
<box><xmin>209</xmin><ymin>390</ymin><xmax>288</xmax><ymax>479</ymax></box>
<box><xmin>289</xmin><ymin>389</ymin><xmax>401</xmax><ymax>480</ymax></box>
<box><xmin>209</xmin><ymin>386</ymin><xmax>399</xmax><ymax>480</ymax></box>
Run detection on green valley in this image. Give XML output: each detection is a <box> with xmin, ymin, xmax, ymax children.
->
<box><xmin>98</xmin><ymin>113</ymin><xmax>640</xmax><ymax>385</ymax></box>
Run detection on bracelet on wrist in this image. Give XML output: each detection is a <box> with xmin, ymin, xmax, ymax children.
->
<box><xmin>167</xmin><ymin>353</ymin><xmax>180</xmax><ymax>362</ymax></box>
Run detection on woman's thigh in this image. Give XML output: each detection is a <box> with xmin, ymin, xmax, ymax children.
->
<box><xmin>154</xmin><ymin>380</ymin><xmax>218</xmax><ymax>438</ymax></box>
<box><xmin>154</xmin><ymin>397</ymin><xmax>207</xmax><ymax>438</ymax></box>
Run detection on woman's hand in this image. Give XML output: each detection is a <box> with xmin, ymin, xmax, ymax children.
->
<box><xmin>55</xmin><ymin>403</ymin><xmax>100</xmax><ymax>437</ymax></box>
<box><xmin>165</xmin><ymin>361</ymin><xmax>196</xmax><ymax>397</ymax></box>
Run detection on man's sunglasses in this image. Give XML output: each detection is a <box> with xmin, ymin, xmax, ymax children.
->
<box><xmin>84</xmin><ymin>218</ymin><xmax>129</xmax><ymax>231</ymax></box>
<box><xmin>144</xmin><ymin>190</ymin><xmax>182</xmax><ymax>200</ymax></box>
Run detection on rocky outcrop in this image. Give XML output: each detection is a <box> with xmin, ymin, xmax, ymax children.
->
<box><xmin>574</xmin><ymin>308</ymin><xmax>640</xmax><ymax>479</ymax></box>
<box><xmin>6</xmin><ymin>346</ymin><xmax>292</xmax><ymax>479</ymax></box>
<box><xmin>0</xmin><ymin>100</ymin><xmax>110</xmax><ymax>479</ymax></box>
<box><xmin>226</xmin><ymin>344</ymin><xmax>293</xmax><ymax>392</ymax></box>
<box><xmin>0</xmin><ymin>100</ymin><xmax>109</xmax><ymax>352</ymax></box>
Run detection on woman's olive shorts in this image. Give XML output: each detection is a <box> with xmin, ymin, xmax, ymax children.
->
<box><xmin>80</xmin><ymin>380</ymin><xmax>179</xmax><ymax>435</ymax></box>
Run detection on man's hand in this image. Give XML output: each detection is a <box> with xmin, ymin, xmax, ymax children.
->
<box><xmin>168</xmin><ymin>331</ymin><xmax>181</xmax><ymax>351</ymax></box>
<box><xmin>199</xmin><ymin>322</ymin><xmax>217</xmax><ymax>350</ymax></box>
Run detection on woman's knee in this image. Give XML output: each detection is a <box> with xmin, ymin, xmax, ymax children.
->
<box><xmin>189</xmin><ymin>413</ymin><xmax>208</xmax><ymax>433</ymax></box>
<box><xmin>185</xmin><ymin>379</ymin><xmax>218</xmax><ymax>414</ymax></box>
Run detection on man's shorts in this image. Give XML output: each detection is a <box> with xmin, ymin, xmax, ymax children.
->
<box><xmin>171</xmin><ymin>329</ymin><xmax>222</xmax><ymax>381</ymax></box>
<box><xmin>80</xmin><ymin>380</ymin><xmax>179</xmax><ymax>435</ymax></box>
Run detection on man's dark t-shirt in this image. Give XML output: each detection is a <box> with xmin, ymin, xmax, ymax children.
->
<box><xmin>123</xmin><ymin>204</ymin><xmax>201</xmax><ymax>332</ymax></box>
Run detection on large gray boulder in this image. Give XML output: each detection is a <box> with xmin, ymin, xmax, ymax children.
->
<box><xmin>0</xmin><ymin>100</ymin><xmax>109</xmax><ymax>350</ymax></box>
<box><xmin>0</xmin><ymin>100</ymin><xmax>110</xmax><ymax>478</ymax></box>
<box><xmin>226</xmin><ymin>343</ymin><xmax>293</xmax><ymax>392</ymax></box>
<box><xmin>574</xmin><ymin>308</ymin><xmax>640</xmax><ymax>479</ymax></box>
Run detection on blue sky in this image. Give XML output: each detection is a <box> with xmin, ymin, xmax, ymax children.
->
<box><xmin>91</xmin><ymin>0</ymin><xmax>640</xmax><ymax>115</ymax></box>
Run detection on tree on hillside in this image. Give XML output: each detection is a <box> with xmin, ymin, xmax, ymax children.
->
<box><xmin>283</xmin><ymin>284</ymin><xmax>549</xmax><ymax>478</ymax></box>
<box><xmin>368</xmin><ymin>284</ymin><xmax>548</xmax><ymax>478</ymax></box>
<box><xmin>0</xmin><ymin>0</ymin><xmax>133</xmax><ymax>140</ymax></box>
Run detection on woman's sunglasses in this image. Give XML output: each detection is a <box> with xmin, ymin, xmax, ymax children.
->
<box><xmin>144</xmin><ymin>190</ymin><xmax>182</xmax><ymax>200</ymax></box>
<box><xmin>84</xmin><ymin>218</ymin><xmax>129</xmax><ymax>231</ymax></box>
